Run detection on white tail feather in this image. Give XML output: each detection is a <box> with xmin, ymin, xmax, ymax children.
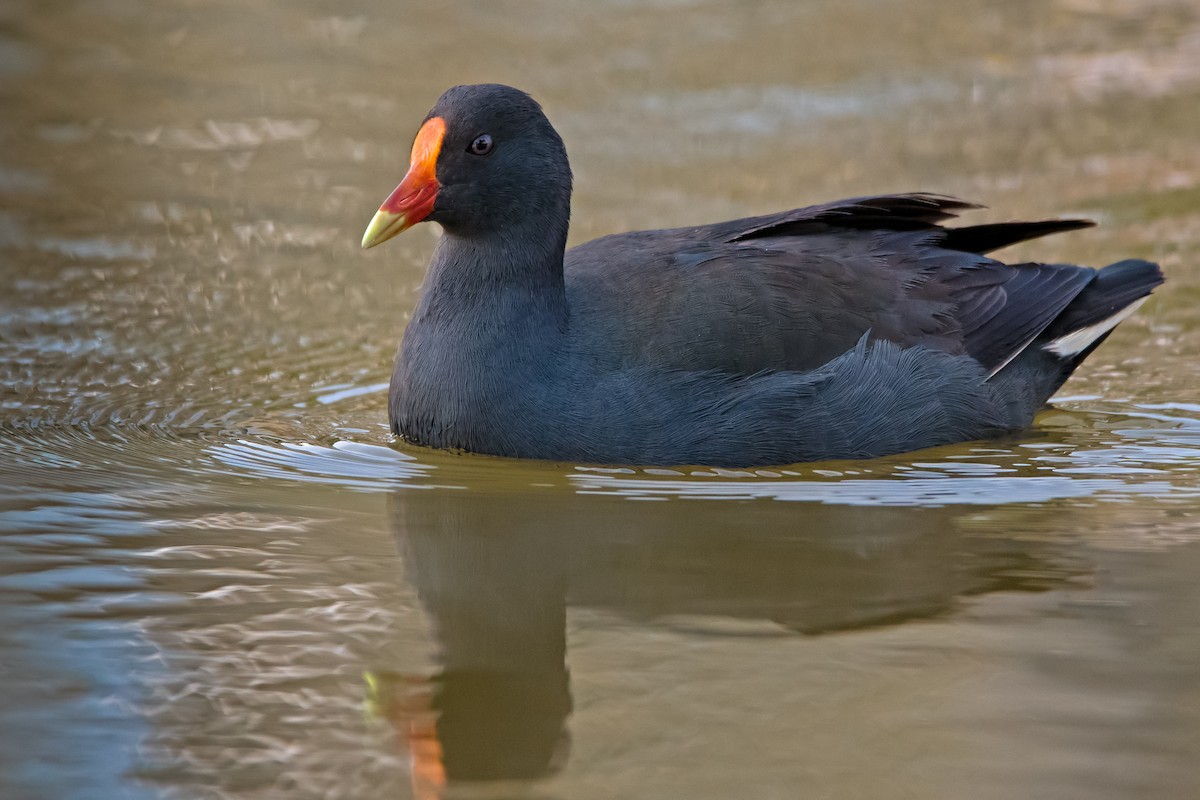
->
<box><xmin>1044</xmin><ymin>297</ymin><xmax>1147</xmax><ymax>357</ymax></box>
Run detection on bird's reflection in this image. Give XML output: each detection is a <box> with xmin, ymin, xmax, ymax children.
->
<box><xmin>374</xmin><ymin>483</ymin><xmax>1081</xmax><ymax>796</ymax></box>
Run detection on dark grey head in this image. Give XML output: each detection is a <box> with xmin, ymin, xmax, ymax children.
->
<box><xmin>362</xmin><ymin>84</ymin><xmax>573</xmax><ymax>247</ymax></box>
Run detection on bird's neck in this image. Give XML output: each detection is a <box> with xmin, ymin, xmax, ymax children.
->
<box><xmin>391</xmin><ymin>218</ymin><xmax>572</xmax><ymax>449</ymax></box>
<box><xmin>419</xmin><ymin>217</ymin><xmax>571</xmax><ymax>331</ymax></box>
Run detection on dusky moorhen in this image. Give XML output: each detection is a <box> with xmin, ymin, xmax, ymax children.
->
<box><xmin>362</xmin><ymin>84</ymin><xmax>1163</xmax><ymax>467</ymax></box>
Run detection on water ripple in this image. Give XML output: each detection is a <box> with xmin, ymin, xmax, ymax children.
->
<box><xmin>206</xmin><ymin>439</ymin><xmax>440</xmax><ymax>490</ymax></box>
<box><xmin>571</xmin><ymin>472</ymin><xmax>1185</xmax><ymax>506</ymax></box>
<box><xmin>180</xmin><ymin>404</ymin><xmax>1200</xmax><ymax>511</ymax></box>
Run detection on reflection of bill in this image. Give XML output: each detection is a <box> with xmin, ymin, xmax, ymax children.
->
<box><xmin>365</xmin><ymin>667</ymin><xmax>572</xmax><ymax>798</ymax></box>
<box><xmin>364</xmin><ymin>671</ymin><xmax>445</xmax><ymax>800</ymax></box>
<box><xmin>382</xmin><ymin>484</ymin><xmax>1081</xmax><ymax>795</ymax></box>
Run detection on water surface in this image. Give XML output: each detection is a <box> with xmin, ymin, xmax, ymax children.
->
<box><xmin>2</xmin><ymin>1</ymin><xmax>1200</xmax><ymax>798</ymax></box>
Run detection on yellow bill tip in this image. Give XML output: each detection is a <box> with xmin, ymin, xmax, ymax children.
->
<box><xmin>361</xmin><ymin>209</ymin><xmax>408</xmax><ymax>249</ymax></box>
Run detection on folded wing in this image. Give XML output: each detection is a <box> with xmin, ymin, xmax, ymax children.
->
<box><xmin>565</xmin><ymin>193</ymin><xmax>1155</xmax><ymax>379</ymax></box>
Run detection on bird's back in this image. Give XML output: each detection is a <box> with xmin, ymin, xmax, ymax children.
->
<box><xmin>561</xmin><ymin>193</ymin><xmax>1153</xmax><ymax>384</ymax></box>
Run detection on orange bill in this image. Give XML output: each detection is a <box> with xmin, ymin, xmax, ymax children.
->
<box><xmin>362</xmin><ymin>116</ymin><xmax>447</xmax><ymax>248</ymax></box>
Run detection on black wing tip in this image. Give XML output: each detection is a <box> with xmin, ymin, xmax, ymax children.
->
<box><xmin>1034</xmin><ymin>218</ymin><xmax>1097</xmax><ymax>234</ymax></box>
<box><xmin>942</xmin><ymin>218</ymin><xmax>1097</xmax><ymax>255</ymax></box>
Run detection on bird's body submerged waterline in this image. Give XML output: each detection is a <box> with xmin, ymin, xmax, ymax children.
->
<box><xmin>364</xmin><ymin>83</ymin><xmax>1163</xmax><ymax>468</ymax></box>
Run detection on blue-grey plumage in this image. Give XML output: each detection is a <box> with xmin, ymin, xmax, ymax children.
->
<box><xmin>367</xmin><ymin>84</ymin><xmax>1164</xmax><ymax>467</ymax></box>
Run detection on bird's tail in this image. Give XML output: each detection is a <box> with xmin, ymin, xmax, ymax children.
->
<box><xmin>990</xmin><ymin>258</ymin><xmax>1163</xmax><ymax>408</ymax></box>
<box><xmin>1039</xmin><ymin>259</ymin><xmax>1164</xmax><ymax>361</ymax></box>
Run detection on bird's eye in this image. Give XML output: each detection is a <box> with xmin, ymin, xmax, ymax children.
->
<box><xmin>468</xmin><ymin>134</ymin><xmax>494</xmax><ymax>156</ymax></box>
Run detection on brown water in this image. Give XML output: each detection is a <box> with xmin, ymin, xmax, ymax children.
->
<box><xmin>2</xmin><ymin>1</ymin><xmax>1200</xmax><ymax>798</ymax></box>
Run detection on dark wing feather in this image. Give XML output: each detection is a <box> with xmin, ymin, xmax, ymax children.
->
<box><xmin>941</xmin><ymin>219</ymin><xmax>1094</xmax><ymax>254</ymax></box>
<box><xmin>566</xmin><ymin>193</ymin><xmax>1109</xmax><ymax>378</ymax></box>
<box><xmin>952</xmin><ymin>263</ymin><xmax>1095</xmax><ymax>373</ymax></box>
<box><xmin>726</xmin><ymin>193</ymin><xmax>980</xmax><ymax>242</ymax></box>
